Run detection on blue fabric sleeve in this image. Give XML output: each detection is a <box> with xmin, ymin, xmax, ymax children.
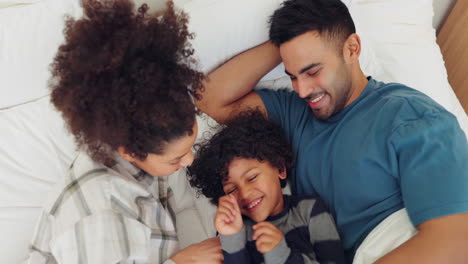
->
<box><xmin>256</xmin><ymin>89</ymin><xmax>310</xmax><ymax>138</ymax></box>
<box><xmin>390</xmin><ymin>111</ymin><xmax>468</xmax><ymax>226</ymax></box>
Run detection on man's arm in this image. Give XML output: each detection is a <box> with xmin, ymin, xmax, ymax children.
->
<box><xmin>196</xmin><ymin>41</ymin><xmax>281</xmax><ymax>124</ymax></box>
<box><xmin>376</xmin><ymin>212</ymin><xmax>468</xmax><ymax>263</ymax></box>
<box><xmin>375</xmin><ymin>106</ymin><xmax>468</xmax><ymax>263</ymax></box>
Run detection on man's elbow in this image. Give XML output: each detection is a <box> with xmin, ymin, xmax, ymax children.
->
<box><xmin>195</xmin><ymin>99</ymin><xmax>231</xmax><ymax>124</ymax></box>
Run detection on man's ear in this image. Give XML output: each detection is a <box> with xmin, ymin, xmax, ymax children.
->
<box><xmin>342</xmin><ymin>33</ymin><xmax>361</xmax><ymax>64</ymax></box>
<box><xmin>117</xmin><ymin>146</ymin><xmax>136</xmax><ymax>162</ymax></box>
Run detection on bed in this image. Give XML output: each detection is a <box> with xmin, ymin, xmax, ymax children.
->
<box><xmin>0</xmin><ymin>0</ymin><xmax>466</xmax><ymax>263</ymax></box>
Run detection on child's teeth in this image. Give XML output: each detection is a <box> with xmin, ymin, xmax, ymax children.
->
<box><xmin>248</xmin><ymin>199</ymin><xmax>261</xmax><ymax>208</ymax></box>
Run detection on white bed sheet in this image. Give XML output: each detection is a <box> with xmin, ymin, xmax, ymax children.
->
<box><xmin>0</xmin><ymin>0</ymin><xmax>466</xmax><ymax>263</ymax></box>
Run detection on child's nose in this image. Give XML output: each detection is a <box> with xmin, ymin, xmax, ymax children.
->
<box><xmin>239</xmin><ymin>185</ymin><xmax>252</xmax><ymax>200</ymax></box>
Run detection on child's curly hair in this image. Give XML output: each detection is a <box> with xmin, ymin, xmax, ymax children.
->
<box><xmin>50</xmin><ymin>0</ymin><xmax>204</xmax><ymax>164</ymax></box>
<box><xmin>187</xmin><ymin>110</ymin><xmax>294</xmax><ymax>205</ymax></box>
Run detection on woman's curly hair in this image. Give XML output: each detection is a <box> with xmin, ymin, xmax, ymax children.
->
<box><xmin>50</xmin><ymin>0</ymin><xmax>204</xmax><ymax>164</ymax></box>
<box><xmin>187</xmin><ymin>110</ymin><xmax>294</xmax><ymax>205</ymax></box>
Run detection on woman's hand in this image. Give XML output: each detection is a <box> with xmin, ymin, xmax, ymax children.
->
<box><xmin>214</xmin><ymin>194</ymin><xmax>243</xmax><ymax>235</ymax></box>
<box><xmin>170</xmin><ymin>237</ymin><xmax>223</xmax><ymax>264</ymax></box>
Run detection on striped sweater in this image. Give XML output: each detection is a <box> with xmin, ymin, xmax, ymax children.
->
<box><xmin>221</xmin><ymin>195</ymin><xmax>346</xmax><ymax>264</ymax></box>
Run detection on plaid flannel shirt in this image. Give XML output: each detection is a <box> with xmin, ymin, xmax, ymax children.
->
<box><xmin>25</xmin><ymin>152</ymin><xmax>178</xmax><ymax>264</ymax></box>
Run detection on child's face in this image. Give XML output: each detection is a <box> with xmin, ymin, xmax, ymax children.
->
<box><xmin>223</xmin><ymin>158</ymin><xmax>286</xmax><ymax>222</ymax></box>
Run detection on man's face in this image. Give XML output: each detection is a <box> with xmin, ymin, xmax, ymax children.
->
<box><xmin>280</xmin><ymin>31</ymin><xmax>353</xmax><ymax>120</ymax></box>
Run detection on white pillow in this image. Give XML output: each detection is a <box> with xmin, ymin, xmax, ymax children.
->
<box><xmin>349</xmin><ymin>0</ymin><xmax>468</xmax><ymax>134</ymax></box>
<box><xmin>0</xmin><ymin>0</ymin><xmax>82</xmax><ymax>109</ymax></box>
<box><xmin>0</xmin><ymin>0</ymin><xmax>40</xmax><ymax>6</ymax></box>
<box><xmin>179</xmin><ymin>0</ymin><xmax>382</xmax><ymax>81</ymax></box>
<box><xmin>0</xmin><ymin>97</ymin><xmax>78</xmax><ymax>263</ymax></box>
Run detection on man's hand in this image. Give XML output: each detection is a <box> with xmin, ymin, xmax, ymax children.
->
<box><xmin>170</xmin><ymin>237</ymin><xmax>223</xmax><ymax>264</ymax></box>
<box><xmin>252</xmin><ymin>221</ymin><xmax>284</xmax><ymax>254</ymax></box>
<box><xmin>215</xmin><ymin>194</ymin><xmax>244</xmax><ymax>235</ymax></box>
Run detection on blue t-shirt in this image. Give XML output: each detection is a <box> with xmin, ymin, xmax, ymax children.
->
<box><xmin>257</xmin><ymin>78</ymin><xmax>468</xmax><ymax>259</ymax></box>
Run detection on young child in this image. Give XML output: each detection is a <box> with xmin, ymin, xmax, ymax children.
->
<box><xmin>188</xmin><ymin>110</ymin><xmax>346</xmax><ymax>264</ymax></box>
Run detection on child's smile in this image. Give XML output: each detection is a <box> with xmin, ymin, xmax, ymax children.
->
<box><xmin>244</xmin><ymin>197</ymin><xmax>263</xmax><ymax>212</ymax></box>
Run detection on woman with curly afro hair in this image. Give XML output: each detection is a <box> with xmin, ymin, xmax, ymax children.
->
<box><xmin>26</xmin><ymin>1</ymin><xmax>222</xmax><ymax>263</ymax></box>
<box><xmin>188</xmin><ymin>110</ymin><xmax>345</xmax><ymax>264</ymax></box>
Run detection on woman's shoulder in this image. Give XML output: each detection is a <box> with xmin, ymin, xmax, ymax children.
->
<box><xmin>41</xmin><ymin>152</ymin><xmax>148</xmax><ymax>227</ymax></box>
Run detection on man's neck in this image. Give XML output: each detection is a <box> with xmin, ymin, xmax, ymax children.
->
<box><xmin>345</xmin><ymin>69</ymin><xmax>369</xmax><ymax>107</ymax></box>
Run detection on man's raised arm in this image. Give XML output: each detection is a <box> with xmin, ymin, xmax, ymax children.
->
<box><xmin>196</xmin><ymin>42</ymin><xmax>281</xmax><ymax>124</ymax></box>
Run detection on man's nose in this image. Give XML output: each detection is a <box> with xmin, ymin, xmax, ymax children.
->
<box><xmin>295</xmin><ymin>77</ymin><xmax>312</xmax><ymax>99</ymax></box>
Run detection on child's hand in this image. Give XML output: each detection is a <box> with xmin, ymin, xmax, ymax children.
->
<box><xmin>252</xmin><ymin>222</ymin><xmax>284</xmax><ymax>254</ymax></box>
<box><xmin>214</xmin><ymin>194</ymin><xmax>243</xmax><ymax>235</ymax></box>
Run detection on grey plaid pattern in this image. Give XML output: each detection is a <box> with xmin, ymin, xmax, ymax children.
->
<box><xmin>25</xmin><ymin>153</ymin><xmax>178</xmax><ymax>264</ymax></box>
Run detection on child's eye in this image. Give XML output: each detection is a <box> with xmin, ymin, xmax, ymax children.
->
<box><xmin>226</xmin><ymin>188</ymin><xmax>237</xmax><ymax>194</ymax></box>
<box><xmin>248</xmin><ymin>175</ymin><xmax>258</xmax><ymax>182</ymax></box>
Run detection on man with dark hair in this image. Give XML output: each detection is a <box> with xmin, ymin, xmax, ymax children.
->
<box><xmin>197</xmin><ymin>0</ymin><xmax>468</xmax><ymax>263</ymax></box>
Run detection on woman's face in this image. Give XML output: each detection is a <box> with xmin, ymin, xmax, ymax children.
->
<box><xmin>120</xmin><ymin>121</ymin><xmax>199</xmax><ymax>177</ymax></box>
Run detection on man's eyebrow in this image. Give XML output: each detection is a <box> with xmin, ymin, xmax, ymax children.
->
<box><xmin>284</xmin><ymin>63</ymin><xmax>321</xmax><ymax>77</ymax></box>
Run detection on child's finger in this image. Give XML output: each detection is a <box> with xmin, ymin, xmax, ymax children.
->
<box><xmin>216</xmin><ymin>206</ymin><xmax>233</xmax><ymax>218</ymax></box>
<box><xmin>217</xmin><ymin>205</ymin><xmax>236</xmax><ymax>221</ymax></box>
<box><xmin>252</xmin><ymin>222</ymin><xmax>278</xmax><ymax>240</ymax></box>
<box><xmin>252</xmin><ymin>227</ymin><xmax>268</xmax><ymax>241</ymax></box>
<box><xmin>228</xmin><ymin>194</ymin><xmax>241</xmax><ymax>214</ymax></box>
<box><xmin>255</xmin><ymin>236</ymin><xmax>275</xmax><ymax>254</ymax></box>
<box><xmin>253</xmin><ymin>225</ymin><xmax>283</xmax><ymax>254</ymax></box>
<box><xmin>219</xmin><ymin>196</ymin><xmax>238</xmax><ymax>217</ymax></box>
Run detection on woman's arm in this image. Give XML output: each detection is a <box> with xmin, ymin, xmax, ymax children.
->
<box><xmin>170</xmin><ymin>237</ymin><xmax>223</xmax><ymax>264</ymax></box>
